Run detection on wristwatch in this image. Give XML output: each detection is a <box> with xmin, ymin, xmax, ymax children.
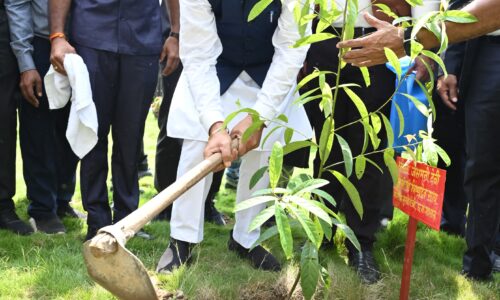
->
<box><xmin>169</xmin><ymin>31</ymin><xmax>180</xmax><ymax>39</ymax></box>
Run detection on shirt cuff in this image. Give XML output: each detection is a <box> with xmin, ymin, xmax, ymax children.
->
<box><xmin>16</xmin><ymin>53</ymin><xmax>36</xmax><ymax>73</ymax></box>
<box><xmin>252</xmin><ymin>100</ymin><xmax>277</xmax><ymax>124</ymax></box>
<box><xmin>200</xmin><ymin>110</ymin><xmax>225</xmax><ymax>134</ymax></box>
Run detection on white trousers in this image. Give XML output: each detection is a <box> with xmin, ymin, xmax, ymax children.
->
<box><xmin>170</xmin><ymin>139</ymin><xmax>271</xmax><ymax>249</ymax></box>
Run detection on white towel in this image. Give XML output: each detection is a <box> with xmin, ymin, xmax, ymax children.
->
<box><xmin>44</xmin><ymin>54</ymin><xmax>98</xmax><ymax>159</ymax></box>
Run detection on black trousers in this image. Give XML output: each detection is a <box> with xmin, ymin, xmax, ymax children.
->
<box><xmin>76</xmin><ymin>44</ymin><xmax>159</xmax><ymax>229</ymax></box>
<box><xmin>462</xmin><ymin>37</ymin><xmax>500</xmax><ymax>277</ymax></box>
<box><xmin>303</xmin><ymin>36</ymin><xmax>394</xmax><ymax>252</ymax></box>
<box><xmin>0</xmin><ymin>8</ymin><xmax>19</xmax><ymax>211</ymax></box>
<box><xmin>18</xmin><ymin>37</ymin><xmax>78</xmax><ymax>219</ymax></box>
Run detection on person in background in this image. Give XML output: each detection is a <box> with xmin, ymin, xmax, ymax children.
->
<box><xmin>301</xmin><ymin>0</ymin><xmax>439</xmax><ymax>284</ymax></box>
<box><xmin>5</xmin><ymin>0</ymin><xmax>82</xmax><ymax>234</ymax></box>
<box><xmin>0</xmin><ymin>0</ymin><xmax>33</xmax><ymax>235</ymax></box>
<box><xmin>49</xmin><ymin>0</ymin><xmax>172</xmax><ymax>240</ymax></box>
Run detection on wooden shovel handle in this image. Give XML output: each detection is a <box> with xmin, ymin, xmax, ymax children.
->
<box><xmin>89</xmin><ymin>139</ymin><xmax>238</xmax><ymax>256</ymax></box>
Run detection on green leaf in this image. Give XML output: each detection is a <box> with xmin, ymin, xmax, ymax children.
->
<box><xmin>287</xmin><ymin>196</ymin><xmax>332</xmax><ymax>225</ymax></box>
<box><xmin>443</xmin><ymin>10</ymin><xmax>478</xmax><ymax>24</ymax></box>
<box><xmin>292</xmin><ymin>178</ymin><xmax>330</xmax><ymax>195</ymax></box>
<box><xmin>371</xmin><ymin>113</ymin><xmax>382</xmax><ymax>134</ymax></box>
<box><xmin>248</xmin><ymin>205</ymin><xmax>275</xmax><ymax>232</ymax></box>
<box><xmin>269</xmin><ymin>142</ymin><xmax>284</xmax><ymax>189</ymax></box>
<box><xmin>276</xmin><ymin>114</ymin><xmax>288</xmax><ymax>123</ymax></box>
<box><xmin>359</xmin><ymin>67</ymin><xmax>371</xmax><ymax>87</ymax></box>
<box><xmin>242</xmin><ymin>120</ymin><xmax>264</xmax><ymax>144</ymax></box>
<box><xmin>311</xmin><ymin>189</ymin><xmax>336</xmax><ymax>207</ymax></box>
<box><xmin>384</xmin><ymin>148</ymin><xmax>399</xmax><ymax>184</ymax></box>
<box><xmin>355</xmin><ymin>155</ymin><xmax>366</xmax><ymax>180</ymax></box>
<box><xmin>249</xmin><ymin>166</ymin><xmax>268</xmax><ymax>190</ymax></box>
<box><xmin>330</xmin><ymin>171</ymin><xmax>363</xmax><ymax>219</ymax></box>
<box><xmin>411</xmin><ymin>11</ymin><xmax>439</xmax><ymax>40</ymax></box>
<box><xmin>252</xmin><ymin>187</ymin><xmax>289</xmax><ymax>197</ymax></box>
<box><xmin>365</xmin><ymin>157</ymin><xmax>384</xmax><ymax>174</ymax></box>
<box><xmin>222</xmin><ymin>108</ymin><xmax>259</xmax><ymax>129</ymax></box>
<box><xmin>283</xmin><ymin>140</ymin><xmax>316</xmax><ymax>155</ymax></box>
<box><xmin>247</xmin><ymin>0</ymin><xmax>273</xmax><ymax>22</ymax></box>
<box><xmin>405</xmin><ymin>0</ymin><xmax>423</xmax><ymax>6</ymax></box>
<box><xmin>380</xmin><ymin>113</ymin><xmax>395</xmax><ymax>148</ymax></box>
<box><xmin>293</xmin><ymin>33</ymin><xmax>337</xmax><ymax>48</ymax></box>
<box><xmin>421</xmin><ymin>50</ymin><xmax>447</xmax><ymax>78</ymax></box>
<box><xmin>300</xmin><ymin>241</ymin><xmax>320</xmax><ymax>300</ymax></box>
<box><xmin>384</xmin><ymin>47</ymin><xmax>402</xmax><ymax>80</ymax></box>
<box><xmin>336</xmin><ymin>134</ymin><xmax>353</xmax><ymax>177</ymax></box>
<box><xmin>284</xmin><ymin>128</ymin><xmax>294</xmax><ymax>144</ymax></box>
<box><xmin>275</xmin><ymin>204</ymin><xmax>293</xmax><ymax>259</ymax></box>
<box><xmin>319</xmin><ymin>118</ymin><xmax>335</xmax><ymax>164</ymax></box>
<box><xmin>399</xmin><ymin>93</ymin><xmax>429</xmax><ymax>117</ymax></box>
<box><xmin>261</xmin><ymin>125</ymin><xmax>282</xmax><ymax>148</ymax></box>
<box><xmin>235</xmin><ymin>196</ymin><xmax>276</xmax><ymax>212</ymax></box>
<box><xmin>435</xmin><ymin>143</ymin><xmax>451</xmax><ymax>167</ymax></box>
<box><xmin>373</xmin><ymin>3</ymin><xmax>398</xmax><ymax>19</ymax></box>
<box><xmin>288</xmin><ymin>205</ymin><xmax>318</xmax><ymax>246</ymax></box>
<box><xmin>414</xmin><ymin>78</ymin><xmax>436</xmax><ymax>122</ymax></box>
<box><xmin>318</xmin><ymin>217</ymin><xmax>333</xmax><ymax>241</ymax></box>
<box><xmin>343</xmin><ymin>87</ymin><xmax>369</xmax><ymax>126</ymax></box>
<box><xmin>332</xmin><ymin>218</ymin><xmax>360</xmax><ymax>251</ymax></box>
<box><xmin>394</xmin><ymin>102</ymin><xmax>405</xmax><ymax>137</ymax></box>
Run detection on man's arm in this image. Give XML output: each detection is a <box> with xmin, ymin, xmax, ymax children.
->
<box><xmin>160</xmin><ymin>0</ymin><xmax>180</xmax><ymax>76</ymax></box>
<box><xmin>49</xmin><ymin>0</ymin><xmax>75</xmax><ymax>74</ymax></box>
<box><xmin>5</xmin><ymin>0</ymin><xmax>41</xmax><ymax>107</ymax></box>
<box><xmin>338</xmin><ymin>0</ymin><xmax>500</xmax><ymax>67</ymax></box>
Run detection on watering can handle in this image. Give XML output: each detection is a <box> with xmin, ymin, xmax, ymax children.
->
<box><xmin>89</xmin><ymin>139</ymin><xmax>239</xmax><ymax>257</ymax></box>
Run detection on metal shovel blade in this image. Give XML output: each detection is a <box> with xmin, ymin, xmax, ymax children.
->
<box><xmin>83</xmin><ymin>240</ymin><xmax>158</xmax><ymax>300</ymax></box>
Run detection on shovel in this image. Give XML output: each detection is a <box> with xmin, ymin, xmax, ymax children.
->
<box><xmin>83</xmin><ymin>140</ymin><xmax>237</xmax><ymax>300</ymax></box>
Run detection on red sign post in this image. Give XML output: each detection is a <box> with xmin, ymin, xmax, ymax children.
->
<box><xmin>393</xmin><ymin>157</ymin><xmax>446</xmax><ymax>300</ymax></box>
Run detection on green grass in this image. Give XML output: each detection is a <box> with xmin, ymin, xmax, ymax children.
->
<box><xmin>0</xmin><ymin>113</ymin><xmax>498</xmax><ymax>299</ymax></box>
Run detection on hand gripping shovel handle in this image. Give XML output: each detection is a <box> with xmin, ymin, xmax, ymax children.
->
<box><xmin>89</xmin><ymin>139</ymin><xmax>239</xmax><ymax>257</ymax></box>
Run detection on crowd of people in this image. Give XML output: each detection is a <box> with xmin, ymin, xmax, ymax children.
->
<box><xmin>0</xmin><ymin>0</ymin><xmax>498</xmax><ymax>288</ymax></box>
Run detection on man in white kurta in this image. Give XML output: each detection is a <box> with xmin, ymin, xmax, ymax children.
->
<box><xmin>156</xmin><ymin>0</ymin><xmax>312</xmax><ymax>272</ymax></box>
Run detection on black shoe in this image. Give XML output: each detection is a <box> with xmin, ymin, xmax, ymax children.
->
<box><xmin>156</xmin><ymin>238</ymin><xmax>194</xmax><ymax>274</ymax></box>
<box><xmin>29</xmin><ymin>216</ymin><xmax>66</xmax><ymax>234</ymax></box>
<box><xmin>84</xmin><ymin>227</ymin><xmax>98</xmax><ymax>242</ymax></box>
<box><xmin>493</xmin><ymin>253</ymin><xmax>500</xmax><ymax>273</ymax></box>
<box><xmin>348</xmin><ymin>251</ymin><xmax>381</xmax><ymax>284</ymax></box>
<box><xmin>138</xmin><ymin>169</ymin><xmax>153</xmax><ymax>179</ymax></box>
<box><xmin>0</xmin><ymin>209</ymin><xmax>34</xmax><ymax>235</ymax></box>
<box><xmin>205</xmin><ymin>199</ymin><xmax>226</xmax><ymax>226</ymax></box>
<box><xmin>57</xmin><ymin>204</ymin><xmax>86</xmax><ymax>219</ymax></box>
<box><xmin>228</xmin><ymin>232</ymin><xmax>281</xmax><ymax>272</ymax></box>
<box><xmin>461</xmin><ymin>270</ymin><xmax>493</xmax><ymax>281</ymax></box>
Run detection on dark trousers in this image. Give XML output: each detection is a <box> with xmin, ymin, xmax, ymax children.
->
<box><xmin>154</xmin><ymin>66</ymin><xmax>183</xmax><ymax>193</ymax></box>
<box><xmin>18</xmin><ymin>37</ymin><xmax>78</xmax><ymax>219</ymax></box>
<box><xmin>0</xmin><ymin>9</ymin><xmax>19</xmax><ymax>211</ymax></box>
<box><xmin>303</xmin><ymin>36</ymin><xmax>394</xmax><ymax>253</ymax></box>
<box><xmin>462</xmin><ymin>37</ymin><xmax>500</xmax><ymax>277</ymax></box>
<box><xmin>76</xmin><ymin>45</ymin><xmax>159</xmax><ymax>229</ymax></box>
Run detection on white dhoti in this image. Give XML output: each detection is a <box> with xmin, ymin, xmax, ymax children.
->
<box><xmin>167</xmin><ymin>71</ymin><xmax>312</xmax><ymax>248</ymax></box>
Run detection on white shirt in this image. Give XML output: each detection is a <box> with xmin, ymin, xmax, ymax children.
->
<box><xmin>178</xmin><ymin>0</ymin><xmax>310</xmax><ymax>133</ymax></box>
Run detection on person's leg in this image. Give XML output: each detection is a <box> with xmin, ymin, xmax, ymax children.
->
<box><xmin>77</xmin><ymin>45</ymin><xmax>118</xmax><ymax>238</ymax></box>
<box><xmin>154</xmin><ymin>66</ymin><xmax>183</xmax><ymax>220</ymax></box>
<box><xmin>0</xmin><ymin>11</ymin><xmax>32</xmax><ymax>235</ymax></box>
<box><xmin>111</xmin><ymin>53</ymin><xmax>158</xmax><ymax>223</ymax></box>
<box><xmin>462</xmin><ymin>38</ymin><xmax>500</xmax><ymax>279</ymax></box>
<box><xmin>205</xmin><ymin>170</ymin><xmax>225</xmax><ymax>225</ymax></box>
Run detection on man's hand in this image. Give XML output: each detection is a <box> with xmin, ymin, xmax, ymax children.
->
<box><xmin>19</xmin><ymin>70</ymin><xmax>42</xmax><ymax>107</ymax></box>
<box><xmin>437</xmin><ymin>74</ymin><xmax>459</xmax><ymax>111</ymax></box>
<box><xmin>50</xmin><ymin>38</ymin><xmax>76</xmax><ymax>75</ymax></box>
<box><xmin>409</xmin><ymin>55</ymin><xmax>435</xmax><ymax>82</ymax></box>
<box><xmin>337</xmin><ymin>12</ymin><xmax>405</xmax><ymax>67</ymax></box>
<box><xmin>160</xmin><ymin>36</ymin><xmax>180</xmax><ymax>76</ymax></box>
<box><xmin>230</xmin><ymin>115</ymin><xmax>264</xmax><ymax>157</ymax></box>
<box><xmin>205</xmin><ymin>122</ymin><xmax>238</xmax><ymax>172</ymax></box>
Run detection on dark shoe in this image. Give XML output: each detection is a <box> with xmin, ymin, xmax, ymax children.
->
<box><xmin>85</xmin><ymin>227</ymin><xmax>98</xmax><ymax>242</ymax></box>
<box><xmin>57</xmin><ymin>204</ymin><xmax>86</xmax><ymax>219</ymax></box>
<box><xmin>205</xmin><ymin>199</ymin><xmax>226</xmax><ymax>226</ymax></box>
<box><xmin>461</xmin><ymin>270</ymin><xmax>493</xmax><ymax>281</ymax></box>
<box><xmin>0</xmin><ymin>209</ymin><xmax>34</xmax><ymax>235</ymax></box>
<box><xmin>138</xmin><ymin>169</ymin><xmax>153</xmax><ymax>179</ymax></box>
<box><xmin>348</xmin><ymin>251</ymin><xmax>381</xmax><ymax>284</ymax></box>
<box><xmin>492</xmin><ymin>253</ymin><xmax>500</xmax><ymax>273</ymax></box>
<box><xmin>29</xmin><ymin>216</ymin><xmax>66</xmax><ymax>234</ymax></box>
<box><xmin>228</xmin><ymin>232</ymin><xmax>281</xmax><ymax>272</ymax></box>
<box><xmin>156</xmin><ymin>238</ymin><xmax>194</xmax><ymax>274</ymax></box>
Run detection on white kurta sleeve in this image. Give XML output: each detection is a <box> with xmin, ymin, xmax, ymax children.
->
<box><xmin>179</xmin><ymin>0</ymin><xmax>224</xmax><ymax>133</ymax></box>
<box><xmin>411</xmin><ymin>0</ymin><xmax>441</xmax><ymax>18</ymax></box>
<box><xmin>252</xmin><ymin>0</ymin><xmax>311</xmax><ymax>122</ymax></box>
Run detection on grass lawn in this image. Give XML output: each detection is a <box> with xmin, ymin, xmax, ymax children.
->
<box><xmin>0</xmin><ymin>112</ymin><xmax>498</xmax><ymax>299</ymax></box>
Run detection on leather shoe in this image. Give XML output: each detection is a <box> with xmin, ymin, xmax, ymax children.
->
<box><xmin>0</xmin><ymin>209</ymin><xmax>33</xmax><ymax>235</ymax></box>
<box><xmin>156</xmin><ymin>238</ymin><xmax>194</xmax><ymax>274</ymax></box>
<box><xmin>205</xmin><ymin>199</ymin><xmax>225</xmax><ymax>226</ymax></box>
<box><xmin>228</xmin><ymin>231</ymin><xmax>281</xmax><ymax>272</ymax></box>
<box><xmin>348</xmin><ymin>251</ymin><xmax>381</xmax><ymax>284</ymax></box>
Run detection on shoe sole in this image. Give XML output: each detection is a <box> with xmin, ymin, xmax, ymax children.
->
<box><xmin>29</xmin><ymin>218</ymin><xmax>65</xmax><ymax>235</ymax></box>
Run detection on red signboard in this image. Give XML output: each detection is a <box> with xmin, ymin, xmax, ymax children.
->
<box><xmin>393</xmin><ymin>157</ymin><xmax>447</xmax><ymax>230</ymax></box>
